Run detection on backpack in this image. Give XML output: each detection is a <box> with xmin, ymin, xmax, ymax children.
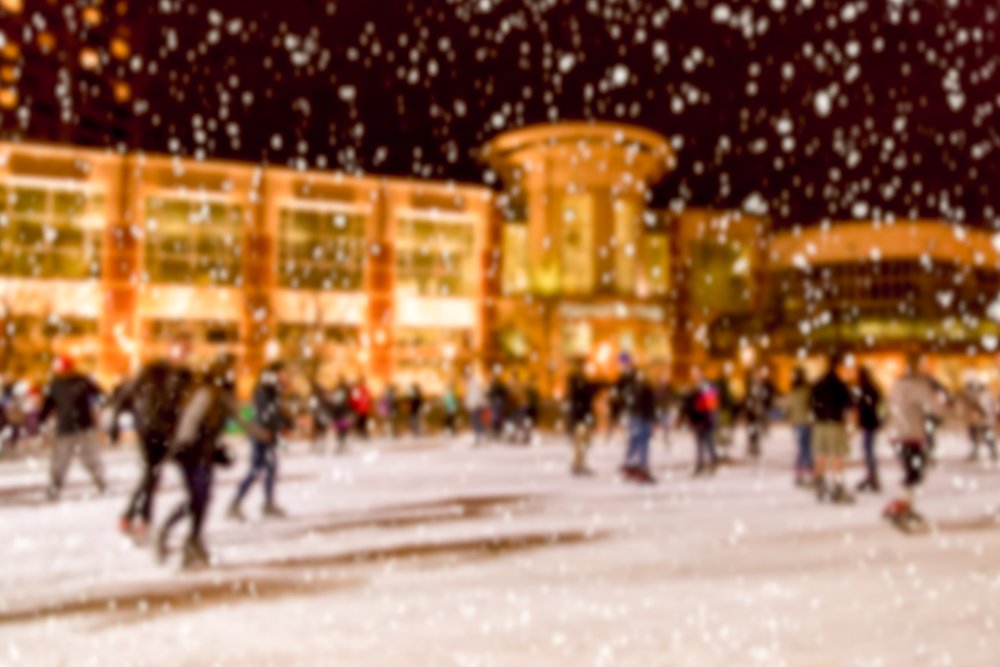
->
<box><xmin>131</xmin><ymin>362</ymin><xmax>194</xmax><ymax>442</ymax></box>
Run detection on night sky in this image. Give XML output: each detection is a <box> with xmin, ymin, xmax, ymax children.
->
<box><xmin>1</xmin><ymin>0</ymin><xmax>998</xmax><ymax>228</ymax></box>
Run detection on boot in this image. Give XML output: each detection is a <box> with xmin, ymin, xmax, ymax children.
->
<box><xmin>181</xmin><ymin>538</ymin><xmax>209</xmax><ymax>569</ymax></box>
<box><xmin>830</xmin><ymin>484</ymin><xmax>855</xmax><ymax>504</ymax></box>
<box><xmin>262</xmin><ymin>501</ymin><xmax>286</xmax><ymax>518</ymax></box>
<box><xmin>227</xmin><ymin>501</ymin><xmax>246</xmax><ymax>522</ymax></box>
<box><xmin>155</xmin><ymin>525</ymin><xmax>171</xmax><ymax>564</ymax></box>
<box><xmin>815</xmin><ymin>476</ymin><xmax>828</xmax><ymax>502</ymax></box>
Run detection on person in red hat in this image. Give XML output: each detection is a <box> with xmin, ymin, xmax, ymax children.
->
<box><xmin>40</xmin><ymin>355</ymin><xmax>106</xmax><ymax>500</ymax></box>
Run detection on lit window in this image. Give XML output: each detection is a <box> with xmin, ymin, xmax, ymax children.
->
<box><xmin>143</xmin><ymin>196</ymin><xmax>243</xmax><ymax>286</ymax></box>
<box><xmin>0</xmin><ymin>185</ymin><xmax>104</xmax><ymax>279</ymax></box>
<box><xmin>278</xmin><ymin>208</ymin><xmax>365</xmax><ymax>291</ymax></box>
<box><xmin>396</xmin><ymin>216</ymin><xmax>475</xmax><ymax>297</ymax></box>
<box><xmin>501</xmin><ymin>222</ymin><xmax>528</xmax><ymax>295</ymax></box>
<box><xmin>561</xmin><ymin>193</ymin><xmax>594</xmax><ymax>294</ymax></box>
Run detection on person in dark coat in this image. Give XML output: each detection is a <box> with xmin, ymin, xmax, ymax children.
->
<box><xmin>809</xmin><ymin>355</ymin><xmax>855</xmax><ymax>503</ymax></box>
<box><xmin>228</xmin><ymin>361</ymin><xmax>294</xmax><ymax>520</ymax></box>
<box><xmin>621</xmin><ymin>369</ymin><xmax>658</xmax><ymax>483</ymax></box>
<box><xmin>565</xmin><ymin>362</ymin><xmax>603</xmax><ymax>475</ymax></box>
<box><xmin>855</xmin><ymin>366</ymin><xmax>883</xmax><ymax>493</ymax></box>
<box><xmin>40</xmin><ymin>356</ymin><xmax>106</xmax><ymax>500</ymax></box>
<box><xmin>679</xmin><ymin>366</ymin><xmax>720</xmax><ymax>475</ymax></box>
<box><xmin>112</xmin><ymin>346</ymin><xmax>194</xmax><ymax>538</ymax></box>
<box><xmin>407</xmin><ymin>383</ymin><xmax>423</xmax><ymax>436</ymax></box>
<box><xmin>157</xmin><ymin>354</ymin><xmax>266</xmax><ymax>568</ymax></box>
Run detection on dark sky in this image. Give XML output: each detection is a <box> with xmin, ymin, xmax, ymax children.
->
<box><xmin>2</xmin><ymin>0</ymin><xmax>999</xmax><ymax>228</ymax></box>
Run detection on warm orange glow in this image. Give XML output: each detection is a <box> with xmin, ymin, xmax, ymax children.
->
<box><xmin>37</xmin><ymin>32</ymin><xmax>56</xmax><ymax>54</ymax></box>
<box><xmin>79</xmin><ymin>48</ymin><xmax>100</xmax><ymax>71</ymax></box>
<box><xmin>1</xmin><ymin>43</ymin><xmax>20</xmax><ymax>61</ymax></box>
<box><xmin>110</xmin><ymin>37</ymin><xmax>130</xmax><ymax>60</ymax></box>
<box><xmin>82</xmin><ymin>7</ymin><xmax>102</xmax><ymax>26</ymax></box>
<box><xmin>0</xmin><ymin>0</ymin><xmax>23</xmax><ymax>13</ymax></box>
<box><xmin>0</xmin><ymin>87</ymin><xmax>16</xmax><ymax>109</ymax></box>
<box><xmin>113</xmin><ymin>81</ymin><xmax>131</xmax><ymax>103</ymax></box>
<box><xmin>0</xmin><ymin>66</ymin><xmax>16</xmax><ymax>83</ymax></box>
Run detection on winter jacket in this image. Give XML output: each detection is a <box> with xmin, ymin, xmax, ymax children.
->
<box><xmin>41</xmin><ymin>373</ymin><xmax>104</xmax><ymax>435</ymax></box>
<box><xmin>464</xmin><ymin>375</ymin><xmax>486</xmax><ymax>411</ymax></box>
<box><xmin>627</xmin><ymin>379</ymin><xmax>658</xmax><ymax>422</ymax></box>
<box><xmin>172</xmin><ymin>381</ymin><xmax>267</xmax><ymax>466</ymax></box>
<box><xmin>856</xmin><ymin>381</ymin><xmax>882</xmax><ymax>431</ymax></box>
<box><xmin>253</xmin><ymin>376</ymin><xmax>293</xmax><ymax>440</ymax></box>
<box><xmin>681</xmin><ymin>382</ymin><xmax>719</xmax><ymax>431</ymax></box>
<box><xmin>809</xmin><ymin>372</ymin><xmax>852</xmax><ymax>423</ymax></box>
<box><xmin>110</xmin><ymin>361</ymin><xmax>194</xmax><ymax>444</ymax></box>
<box><xmin>350</xmin><ymin>385</ymin><xmax>372</xmax><ymax>416</ymax></box>
<box><xmin>566</xmin><ymin>373</ymin><xmax>602</xmax><ymax>428</ymax></box>
<box><xmin>785</xmin><ymin>385</ymin><xmax>811</xmax><ymax>426</ymax></box>
<box><xmin>888</xmin><ymin>374</ymin><xmax>948</xmax><ymax>442</ymax></box>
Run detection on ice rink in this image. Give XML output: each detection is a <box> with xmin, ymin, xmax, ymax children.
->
<box><xmin>0</xmin><ymin>427</ymin><xmax>998</xmax><ymax>666</ymax></box>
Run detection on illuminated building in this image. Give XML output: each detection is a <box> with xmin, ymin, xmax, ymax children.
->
<box><xmin>757</xmin><ymin>220</ymin><xmax>1000</xmax><ymax>390</ymax></box>
<box><xmin>0</xmin><ymin>141</ymin><xmax>491</xmax><ymax>393</ymax></box>
<box><xmin>482</xmin><ymin>123</ymin><xmax>675</xmax><ymax>391</ymax></box>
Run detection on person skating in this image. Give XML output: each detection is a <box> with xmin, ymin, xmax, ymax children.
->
<box><xmin>111</xmin><ymin>342</ymin><xmax>195</xmax><ymax>539</ymax></box>
<box><xmin>786</xmin><ymin>367</ymin><xmax>814</xmax><ymax>487</ymax></box>
<box><xmin>744</xmin><ymin>367</ymin><xmax>774</xmax><ymax>458</ymax></box>
<box><xmin>883</xmin><ymin>355</ymin><xmax>951</xmax><ymax>531</ymax></box>
<box><xmin>607</xmin><ymin>354</ymin><xmax>635</xmax><ymax>445</ymax></box>
<box><xmin>40</xmin><ymin>356</ymin><xmax>107</xmax><ymax>500</ymax></box>
<box><xmin>442</xmin><ymin>383</ymin><xmax>459</xmax><ymax>436</ymax></box>
<box><xmin>329</xmin><ymin>376</ymin><xmax>353</xmax><ymax>452</ymax></box>
<box><xmin>621</xmin><ymin>368</ymin><xmax>657</xmax><ymax>484</ymax></box>
<box><xmin>407</xmin><ymin>383</ymin><xmax>423</xmax><ymax>436</ymax></box>
<box><xmin>350</xmin><ymin>378</ymin><xmax>372</xmax><ymax>439</ymax></box>
<box><xmin>809</xmin><ymin>355</ymin><xmax>855</xmax><ymax>504</ymax></box>
<box><xmin>228</xmin><ymin>361</ymin><xmax>294</xmax><ymax>521</ymax></box>
<box><xmin>381</xmin><ymin>384</ymin><xmax>399</xmax><ymax>438</ymax></box>
<box><xmin>960</xmin><ymin>376</ymin><xmax>998</xmax><ymax>463</ymax></box>
<box><xmin>464</xmin><ymin>367</ymin><xmax>487</xmax><ymax>445</ymax></box>
<box><xmin>309</xmin><ymin>380</ymin><xmax>332</xmax><ymax>453</ymax></box>
<box><xmin>157</xmin><ymin>354</ymin><xmax>266</xmax><ymax>568</ymax></box>
<box><xmin>521</xmin><ymin>381</ymin><xmax>541</xmax><ymax>444</ymax></box>
<box><xmin>680</xmin><ymin>367</ymin><xmax>720</xmax><ymax>475</ymax></box>
<box><xmin>855</xmin><ymin>366</ymin><xmax>884</xmax><ymax>493</ymax></box>
<box><xmin>565</xmin><ymin>361</ymin><xmax>603</xmax><ymax>476</ymax></box>
<box><xmin>487</xmin><ymin>372</ymin><xmax>508</xmax><ymax>441</ymax></box>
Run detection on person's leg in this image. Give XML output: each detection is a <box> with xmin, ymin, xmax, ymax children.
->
<box><xmin>624</xmin><ymin>419</ymin><xmax>641</xmax><ymax>468</ymax></box>
<box><xmin>863</xmin><ymin>429</ymin><xmax>879</xmax><ymax>488</ymax></box>
<box><xmin>233</xmin><ymin>440</ymin><xmax>265</xmax><ymax>507</ymax></box>
<box><xmin>637</xmin><ymin>419</ymin><xmax>652</xmax><ymax>471</ymax></box>
<box><xmin>49</xmin><ymin>434</ymin><xmax>75</xmax><ymax>498</ymax></box>
<box><xmin>263</xmin><ymin>444</ymin><xmax>277</xmax><ymax>507</ymax></box>
<box><xmin>76</xmin><ymin>430</ymin><xmax>106</xmax><ymax>493</ymax></box>
<box><xmin>987</xmin><ymin>427</ymin><xmax>999</xmax><ymax>461</ymax></box>
<box><xmin>794</xmin><ymin>426</ymin><xmax>807</xmax><ymax>475</ymax></box>
<box><xmin>188</xmin><ymin>462</ymin><xmax>213</xmax><ymax>544</ymax></box>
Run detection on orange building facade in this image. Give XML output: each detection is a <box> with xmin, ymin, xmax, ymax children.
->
<box><xmin>0</xmin><ymin>141</ymin><xmax>492</xmax><ymax>394</ymax></box>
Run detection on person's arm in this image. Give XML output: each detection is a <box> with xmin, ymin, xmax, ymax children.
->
<box><xmin>39</xmin><ymin>388</ymin><xmax>54</xmax><ymax>425</ymax></box>
<box><xmin>173</xmin><ymin>387</ymin><xmax>212</xmax><ymax>450</ymax></box>
<box><xmin>223</xmin><ymin>395</ymin><xmax>274</xmax><ymax>443</ymax></box>
<box><xmin>108</xmin><ymin>376</ymin><xmax>140</xmax><ymax>444</ymax></box>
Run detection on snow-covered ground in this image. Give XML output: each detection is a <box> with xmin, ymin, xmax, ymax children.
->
<box><xmin>0</xmin><ymin>427</ymin><xmax>999</xmax><ymax>667</ymax></box>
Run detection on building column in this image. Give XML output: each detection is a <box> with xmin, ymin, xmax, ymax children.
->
<box><xmin>99</xmin><ymin>157</ymin><xmax>139</xmax><ymax>385</ymax></box>
<box><xmin>242</xmin><ymin>168</ymin><xmax>274</xmax><ymax>385</ymax></box>
<box><xmin>366</xmin><ymin>185</ymin><xmax>399</xmax><ymax>388</ymax></box>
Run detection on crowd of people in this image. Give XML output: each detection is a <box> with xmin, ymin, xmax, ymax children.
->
<box><xmin>7</xmin><ymin>341</ymin><xmax>1000</xmax><ymax>568</ymax></box>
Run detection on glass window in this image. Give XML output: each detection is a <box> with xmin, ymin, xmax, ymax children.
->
<box><xmin>396</xmin><ymin>217</ymin><xmax>475</xmax><ymax>297</ymax></box>
<box><xmin>278</xmin><ymin>208</ymin><xmax>366</xmax><ymax>291</ymax></box>
<box><xmin>501</xmin><ymin>223</ymin><xmax>528</xmax><ymax>295</ymax></box>
<box><xmin>561</xmin><ymin>193</ymin><xmax>594</xmax><ymax>294</ymax></box>
<box><xmin>641</xmin><ymin>234</ymin><xmax>670</xmax><ymax>296</ymax></box>
<box><xmin>613</xmin><ymin>198</ymin><xmax>637</xmax><ymax>295</ymax></box>
<box><xmin>0</xmin><ymin>185</ymin><xmax>104</xmax><ymax>279</ymax></box>
<box><xmin>144</xmin><ymin>196</ymin><xmax>243</xmax><ymax>286</ymax></box>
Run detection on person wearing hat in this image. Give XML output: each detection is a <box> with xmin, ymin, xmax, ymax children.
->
<box><xmin>40</xmin><ymin>355</ymin><xmax>106</xmax><ymax>500</ymax></box>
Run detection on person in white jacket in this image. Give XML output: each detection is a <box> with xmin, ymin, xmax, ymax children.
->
<box><xmin>884</xmin><ymin>355</ymin><xmax>951</xmax><ymax>522</ymax></box>
<box><xmin>464</xmin><ymin>366</ymin><xmax>486</xmax><ymax>444</ymax></box>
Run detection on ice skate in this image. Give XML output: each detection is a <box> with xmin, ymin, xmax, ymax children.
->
<box><xmin>830</xmin><ymin>484</ymin><xmax>855</xmax><ymax>505</ymax></box>
<box><xmin>181</xmin><ymin>538</ymin><xmax>210</xmax><ymax>569</ymax></box>
<box><xmin>262</xmin><ymin>502</ymin><xmax>286</xmax><ymax>518</ymax></box>
<box><xmin>883</xmin><ymin>500</ymin><xmax>929</xmax><ymax>534</ymax></box>
<box><xmin>227</xmin><ymin>502</ymin><xmax>246</xmax><ymax>522</ymax></box>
